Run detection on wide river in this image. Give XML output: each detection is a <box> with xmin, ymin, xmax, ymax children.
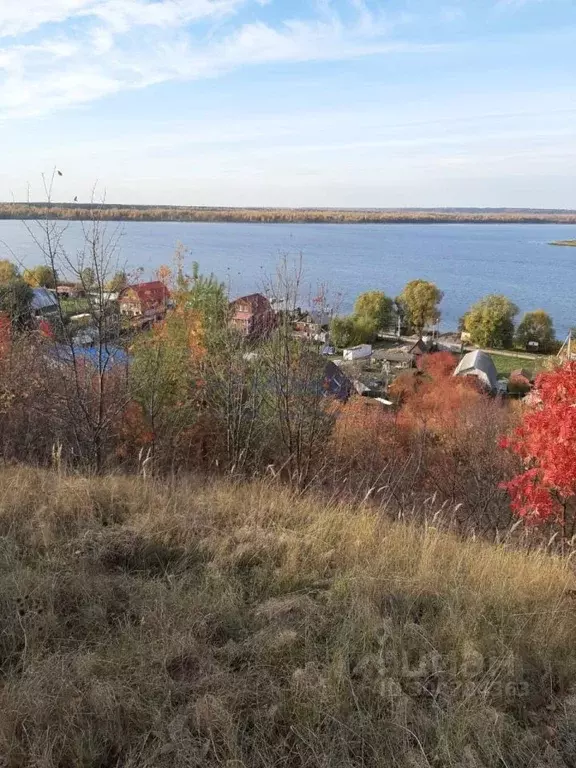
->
<box><xmin>1</xmin><ymin>220</ymin><xmax>575</xmax><ymax>336</ymax></box>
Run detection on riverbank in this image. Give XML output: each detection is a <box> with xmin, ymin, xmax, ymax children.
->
<box><xmin>3</xmin><ymin>203</ymin><xmax>576</xmax><ymax>224</ymax></box>
<box><xmin>550</xmin><ymin>240</ymin><xmax>576</xmax><ymax>246</ymax></box>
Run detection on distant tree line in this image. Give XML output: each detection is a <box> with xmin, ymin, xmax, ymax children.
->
<box><xmin>1</xmin><ymin>203</ymin><xmax>576</xmax><ymax>224</ymax></box>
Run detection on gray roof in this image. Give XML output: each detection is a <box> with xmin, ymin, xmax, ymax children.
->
<box><xmin>373</xmin><ymin>349</ymin><xmax>414</xmax><ymax>364</ymax></box>
<box><xmin>302</xmin><ymin>310</ymin><xmax>331</xmax><ymax>326</ymax></box>
<box><xmin>454</xmin><ymin>350</ymin><xmax>498</xmax><ymax>392</ymax></box>
<box><xmin>31</xmin><ymin>288</ymin><xmax>58</xmax><ymax>311</ymax></box>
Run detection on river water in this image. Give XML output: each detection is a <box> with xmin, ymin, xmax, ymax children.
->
<box><xmin>1</xmin><ymin>220</ymin><xmax>574</xmax><ymax>335</ymax></box>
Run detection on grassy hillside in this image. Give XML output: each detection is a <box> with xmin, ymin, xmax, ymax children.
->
<box><xmin>1</xmin><ymin>468</ymin><xmax>576</xmax><ymax>767</ymax></box>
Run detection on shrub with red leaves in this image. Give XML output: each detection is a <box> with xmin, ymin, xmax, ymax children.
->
<box><xmin>501</xmin><ymin>362</ymin><xmax>576</xmax><ymax>534</ymax></box>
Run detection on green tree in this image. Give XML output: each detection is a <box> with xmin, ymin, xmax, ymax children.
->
<box><xmin>515</xmin><ymin>310</ymin><xmax>556</xmax><ymax>353</ymax></box>
<box><xmin>0</xmin><ymin>260</ymin><xmax>20</xmax><ymax>284</ymax></box>
<box><xmin>180</xmin><ymin>262</ymin><xmax>228</xmax><ymax>336</ymax></box>
<box><xmin>398</xmin><ymin>280</ymin><xmax>443</xmax><ymax>337</ymax></box>
<box><xmin>106</xmin><ymin>271</ymin><xmax>128</xmax><ymax>292</ymax></box>
<box><xmin>463</xmin><ymin>294</ymin><xmax>519</xmax><ymax>349</ymax></box>
<box><xmin>330</xmin><ymin>315</ymin><xmax>378</xmax><ymax>348</ymax></box>
<box><xmin>0</xmin><ymin>280</ymin><xmax>33</xmax><ymax>330</ymax></box>
<box><xmin>354</xmin><ymin>290</ymin><xmax>393</xmax><ymax>331</ymax></box>
<box><xmin>23</xmin><ymin>265</ymin><xmax>57</xmax><ymax>288</ymax></box>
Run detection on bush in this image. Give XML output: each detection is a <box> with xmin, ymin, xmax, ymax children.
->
<box><xmin>508</xmin><ymin>374</ymin><xmax>531</xmax><ymax>395</ymax></box>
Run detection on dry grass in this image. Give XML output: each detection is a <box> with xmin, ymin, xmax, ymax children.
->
<box><xmin>0</xmin><ymin>467</ymin><xmax>575</xmax><ymax>767</ymax></box>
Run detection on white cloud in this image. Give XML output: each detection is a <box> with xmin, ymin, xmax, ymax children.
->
<box><xmin>0</xmin><ymin>0</ymin><xmax>445</xmax><ymax>119</ymax></box>
<box><xmin>0</xmin><ymin>1</ymin><xmax>92</xmax><ymax>38</ymax></box>
<box><xmin>0</xmin><ymin>0</ymin><xmax>245</xmax><ymax>37</ymax></box>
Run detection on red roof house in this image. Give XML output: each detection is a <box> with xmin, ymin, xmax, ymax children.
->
<box><xmin>119</xmin><ymin>281</ymin><xmax>170</xmax><ymax>320</ymax></box>
<box><xmin>229</xmin><ymin>293</ymin><xmax>275</xmax><ymax>337</ymax></box>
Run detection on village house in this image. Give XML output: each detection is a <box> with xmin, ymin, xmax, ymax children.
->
<box><xmin>230</xmin><ymin>293</ymin><xmax>275</xmax><ymax>337</ymax></box>
<box><xmin>293</xmin><ymin>310</ymin><xmax>331</xmax><ymax>340</ymax></box>
<box><xmin>119</xmin><ymin>281</ymin><xmax>169</xmax><ymax>321</ymax></box>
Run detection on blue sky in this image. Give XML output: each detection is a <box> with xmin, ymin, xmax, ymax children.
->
<box><xmin>0</xmin><ymin>0</ymin><xmax>575</xmax><ymax>207</ymax></box>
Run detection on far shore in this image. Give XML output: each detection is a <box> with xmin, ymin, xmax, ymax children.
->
<box><xmin>550</xmin><ymin>240</ymin><xmax>576</xmax><ymax>247</ymax></box>
<box><xmin>2</xmin><ymin>203</ymin><xmax>576</xmax><ymax>225</ymax></box>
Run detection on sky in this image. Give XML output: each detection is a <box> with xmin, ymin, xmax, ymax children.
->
<box><xmin>0</xmin><ymin>0</ymin><xmax>575</xmax><ymax>207</ymax></box>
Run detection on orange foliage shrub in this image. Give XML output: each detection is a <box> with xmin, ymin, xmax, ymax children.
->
<box><xmin>328</xmin><ymin>352</ymin><xmax>519</xmax><ymax>532</ymax></box>
<box><xmin>419</xmin><ymin>350</ymin><xmax>457</xmax><ymax>378</ymax></box>
<box><xmin>331</xmin><ymin>397</ymin><xmax>405</xmax><ymax>468</ymax></box>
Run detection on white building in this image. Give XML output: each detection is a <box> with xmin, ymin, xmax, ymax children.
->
<box><xmin>343</xmin><ymin>344</ymin><xmax>372</xmax><ymax>361</ymax></box>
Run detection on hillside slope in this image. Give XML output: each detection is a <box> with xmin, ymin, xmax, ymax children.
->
<box><xmin>0</xmin><ymin>468</ymin><xmax>575</xmax><ymax>767</ymax></box>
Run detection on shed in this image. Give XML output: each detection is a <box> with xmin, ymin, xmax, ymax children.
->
<box><xmin>378</xmin><ymin>350</ymin><xmax>414</xmax><ymax>367</ymax></box>
<box><xmin>454</xmin><ymin>350</ymin><xmax>498</xmax><ymax>393</ymax></box>
<box><xmin>343</xmin><ymin>344</ymin><xmax>372</xmax><ymax>361</ymax></box>
<box><xmin>372</xmin><ymin>348</ymin><xmax>415</xmax><ymax>369</ymax></box>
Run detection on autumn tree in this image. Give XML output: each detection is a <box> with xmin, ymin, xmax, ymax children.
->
<box><xmin>397</xmin><ymin>280</ymin><xmax>443</xmax><ymax>338</ymax></box>
<box><xmin>130</xmin><ymin>305</ymin><xmax>206</xmax><ymax>467</ymax></box>
<box><xmin>462</xmin><ymin>294</ymin><xmax>518</xmax><ymax>349</ymax></box>
<box><xmin>501</xmin><ymin>362</ymin><xmax>576</xmax><ymax>540</ymax></box>
<box><xmin>0</xmin><ymin>260</ymin><xmax>20</xmax><ymax>284</ymax></box>
<box><xmin>130</xmin><ymin>259</ymin><xmax>231</xmax><ymax>471</ymax></box>
<box><xmin>515</xmin><ymin>310</ymin><xmax>556</xmax><ymax>353</ymax></box>
<box><xmin>354</xmin><ymin>290</ymin><xmax>393</xmax><ymax>332</ymax></box>
<box><xmin>23</xmin><ymin>265</ymin><xmax>57</xmax><ymax>288</ymax></box>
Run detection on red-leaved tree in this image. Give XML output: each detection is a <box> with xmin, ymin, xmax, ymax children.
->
<box><xmin>501</xmin><ymin>362</ymin><xmax>576</xmax><ymax>538</ymax></box>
